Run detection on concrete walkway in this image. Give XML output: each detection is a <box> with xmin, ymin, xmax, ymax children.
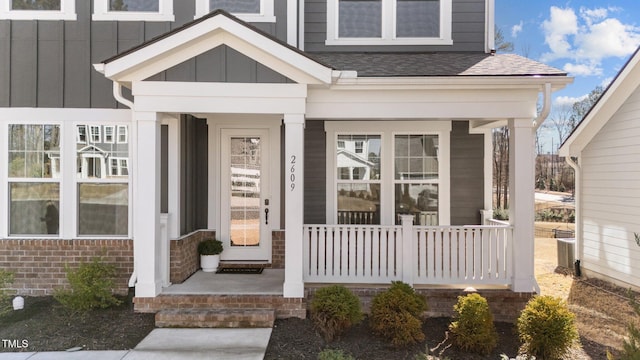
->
<box><xmin>0</xmin><ymin>328</ymin><xmax>272</xmax><ymax>360</ymax></box>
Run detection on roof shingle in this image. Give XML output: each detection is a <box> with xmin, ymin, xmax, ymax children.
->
<box><xmin>308</xmin><ymin>52</ymin><xmax>566</xmax><ymax>77</ymax></box>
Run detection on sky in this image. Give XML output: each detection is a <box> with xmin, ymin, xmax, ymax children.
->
<box><xmin>495</xmin><ymin>1</ymin><xmax>640</xmax><ymax>152</ymax></box>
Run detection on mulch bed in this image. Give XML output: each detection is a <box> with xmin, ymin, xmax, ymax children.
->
<box><xmin>265</xmin><ymin>316</ymin><xmax>522</xmax><ymax>360</ymax></box>
<box><xmin>0</xmin><ymin>296</ymin><xmax>155</xmax><ymax>352</ymax></box>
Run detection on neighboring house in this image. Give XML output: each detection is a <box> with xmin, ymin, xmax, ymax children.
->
<box><xmin>0</xmin><ymin>0</ymin><xmax>571</xmax><ymax>319</ymax></box>
<box><xmin>559</xmin><ymin>47</ymin><xmax>640</xmax><ymax>291</ymax></box>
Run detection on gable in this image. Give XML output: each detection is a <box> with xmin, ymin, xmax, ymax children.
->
<box><xmin>146</xmin><ymin>45</ymin><xmax>292</xmax><ymax>84</ymax></box>
<box><xmin>94</xmin><ymin>10</ymin><xmax>333</xmax><ymax>86</ymax></box>
<box><xmin>560</xmin><ymin>47</ymin><xmax>640</xmax><ymax>157</ymax></box>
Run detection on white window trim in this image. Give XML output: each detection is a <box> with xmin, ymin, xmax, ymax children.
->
<box><xmin>92</xmin><ymin>0</ymin><xmax>174</xmax><ymax>22</ymax></box>
<box><xmin>117</xmin><ymin>125</ymin><xmax>128</xmax><ymax>144</ymax></box>
<box><xmin>0</xmin><ymin>108</ymin><xmax>132</xmax><ymax>239</ymax></box>
<box><xmin>325</xmin><ymin>121</ymin><xmax>450</xmax><ymax>226</ymax></box>
<box><xmin>0</xmin><ymin>0</ymin><xmax>76</xmax><ymax>20</ymax></box>
<box><xmin>104</xmin><ymin>125</ymin><xmax>115</xmax><ymax>144</ymax></box>
<box><xmin>89</xmin><ymin>125</ymin><xmax>101</xmax><ymax>144</ymax></box>
<box><xmin>195</xmin><ymin>0</ymin><xmax>275</xmax><ymax>23</ymax></box>
<box><xmin>77</xmin><ymin>125</ymin><xmax>87</xmax><ymax>144</ymax></box>
<box><xmin>326</xmin><ymin>0</ymin><xmax>452</xmax><ymax>46</ymax></box>
<box><xmin>109</xmin><ymin>157</ymin><xmax>129</xmax><ymax>177</ymax></box>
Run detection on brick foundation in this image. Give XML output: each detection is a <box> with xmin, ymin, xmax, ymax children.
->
<box><xmin>0</xmin><ymin>238</ymin><xmax>133</xmax><ymax>296</ymax></box>
<box><xmin>169</xmin><ymin>230</ymin><xmax>215</xmax><ymax>284</ymax></box>
<box><xmin>134</xmin><ymin>294</ymin><xmax>306</xmax><ymax>319</ymax></box>
<box><xmin>306</xmin><ymin>285</ymin><xmax>534</xmax><ymax>323</ymax></box>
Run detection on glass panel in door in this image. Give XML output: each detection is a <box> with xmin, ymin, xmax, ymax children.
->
<box><xmin>229</xmin><ymin>137</ymin><xmax>261</xmax><ymax>247</ymax></box>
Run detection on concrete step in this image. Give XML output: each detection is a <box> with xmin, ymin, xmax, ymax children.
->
<box><xmin>155</xmin><ymin>308</ymin><xmax>275</xmax><ymax>328</ymax></box>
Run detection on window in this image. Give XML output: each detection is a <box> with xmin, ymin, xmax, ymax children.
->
<box><xmin>8</xmin><ymin>124</ymin><xmax>61</xmax><ymax>235</ymax></box>
<box><xmin>1</xmin><ymin>0</ymin><xmax>76</xmax><ymax>20</ymax></box>
<box><xmin>89</xmin><ymin>125</ymin><xmax>101</xmax><ymax>143</ymax></box>
<box><xmin>336</xmin><ymin>134</ymin><xmax>381</xmax><ymax>224</ymax></box>
<box><xmin>195</xmin><ymin>0</ymin><xmax>275</xmax><ymax>22</ymax></box>
<box><xmin>326</xmin><ymin>0</ymin><xmax>452</xmax><ymax>45</ymax></box>
<box><xmin>326</xmin><ymin>121</ymin><xmax>450</xmax><ymax>226</ymax></box>
<box><xmin>77</xmin><ymin>125</ymin><xmax>87</xmax><ymax>144</ymax></box>
<box><xmin>117</xmin><ymin>125</ymin><xmax>128</xmax><ymax>144</ymax></box>
<box><xmin>104</xmin><ymin>125</ymin><xmax>115</xmax><ymax>144</ymax></box>
<box><xmin>93</xmin><ymin>0</ymin><xmax>174</xmax><ymax>21</ymax></box>
<box><xmin>76</xmin><ymin>124</ymin><xmax>129</xmax><ymax>236</ymax></box>
<box><xmin>394</xmin><ymin>135</ymin><xmax>439</xmax><ymax>225</ymax></box>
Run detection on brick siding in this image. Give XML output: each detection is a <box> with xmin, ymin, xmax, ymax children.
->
<box><xmin>134</xmin><ymin>294</ymin><xmax>306</xmax><ymax>319</ymax></box>
<box><xmin>170</xmin><ymin>230</ymin><xmax>215</xmax><ymax>284</ymax></box>
<box><xmin>271</xmin><ymin>230</ymin><xmax>285</xmax><ymax>269</ymax></box>
<box><xmin>0</xmin><ymin>239</ymin><xmax>133</xmax><ymax>296</ymax></box>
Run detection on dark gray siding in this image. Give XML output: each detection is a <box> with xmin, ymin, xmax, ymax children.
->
<box><xmin>450</xmin><ymin>120</ymin><xmax>484</xmax><ymax>225</ymax></box>
<box><xmin>0</xmin><ymin>0</ymin><xmax>289</xmax><ymax>108</ymax></box>
<box><xmin>180</xmin><ymin>115</ymin><xmax>208</xmax><ymax>235</ymax></box>
<box><xmin>304</xmin><ymin>120</ymin><xmax>326</xmax><ymax>224</ymax></box>
<box><xmin>304</xmin><ymin>0</ymin><xmax>485</xmax><ymax>52</ymax></box>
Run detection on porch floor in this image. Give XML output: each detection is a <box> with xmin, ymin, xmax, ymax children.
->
<box><xmin>162</xmin><ymin>269</ymin><xmax>284</xmax><ymax>295</ymax></box>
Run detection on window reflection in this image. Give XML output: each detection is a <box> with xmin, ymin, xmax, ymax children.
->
<box><xmin>77</xmin><ymin>125</ymin><xmax>129</xmax><ymax>179</ymax></box>
<box><xmin>10</xmin><ymin>183</ymin><xmax>60</xmax><ymax>235</ymax></box>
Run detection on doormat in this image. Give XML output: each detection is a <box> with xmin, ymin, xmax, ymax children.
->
<box><xmin>216</xmin><ymin>267</ymin><xmax>264</xmax><ymax>274</ymax></box>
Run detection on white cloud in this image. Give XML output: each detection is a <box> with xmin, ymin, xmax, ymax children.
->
<box><xmin>554</xmin><ymin>94</ymin><xmax>588</xmax><ymax>108</ymax></box>
<box><xmin>540</xmin><ymin>5</ymin><xmax>640</xmax><ymax>76</ymax></box>
<box><xmin>600</xmin><ymin>76</ymin><xmax>614</xmax><ymax>89</ymax></box>
<box><xmin>511</xmin><ymin>21</ymin><xmax>523</xmax><ymax>38</ymax></box>
<box><xmin>541</xmin><ymin>7</ymin><xmax>578</xmax><ymax>61</ymax></box>
<box><xmin>562</xmin><ymin>62</ymin><xmax>603</xmax><ymax>76</ymax></box>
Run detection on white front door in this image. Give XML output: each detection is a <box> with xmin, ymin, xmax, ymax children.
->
<box><xmin>220</xmin><ymin>129</ymin><xmax>271</xmax><ymax>261</ymax></box>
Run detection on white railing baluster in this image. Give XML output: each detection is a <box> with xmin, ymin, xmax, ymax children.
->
<box><xmin>303</xmin><ymin>223</ymin><xmax>513</xmax><ymax>286</ymax></box>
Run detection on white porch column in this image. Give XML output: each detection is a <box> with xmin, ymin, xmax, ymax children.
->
<box><xmin>133</xmin><ymin>111</ymin><xmax>162</xmax><ymax>297</ymax></box>
<box><xmin>508</xmin><ymin>118</ymin><xmax>537</xmax><ymax>293</ymax></box>
<box><xmin>283</xmin><ymin>114</ymin><xmax>305</xmax><ymax>298</ymax></box>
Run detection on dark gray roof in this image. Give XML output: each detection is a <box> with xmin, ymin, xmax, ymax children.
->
<box><xmin>308</xmin><ymin>52</ymin><xmax>566</xmax><ymax>77</ymax></box>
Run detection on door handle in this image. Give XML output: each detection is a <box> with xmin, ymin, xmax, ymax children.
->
<box><xmin>264</xmin><ymin>208</ymin><xmax>269</xmax><ymax>225</ymax></box>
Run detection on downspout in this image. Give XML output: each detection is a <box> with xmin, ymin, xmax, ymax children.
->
<box><xmin>113</xmin><ymin>82</ymin><xmax>134</xmax><ymax>109</ymax></box>
<box><xmin>110</xmin><ymin>82</ymin><xmax>137</xmax><ymax>287</ymax></box>
<box><xmin>565</xmin><ymin>155</ymin><xmax>581</xmax><ymax>275</ymax></box>
<box><xmin>533</xmin><ymin>82</ymin><xmax>552</xmax><ymax>131</ymax></box>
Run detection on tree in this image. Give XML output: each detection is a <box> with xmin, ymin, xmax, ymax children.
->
<box><xmin>494</xmin><ymin>26</ymin><xmax>514</xmax><ymax>53</ymax></box>
<box><xmin>493</xmin><ymin>127</ymin><xmax>509</xmax><ymax>210</ymax></box>
<box><xmin>570</xmin><ymin>86</ymin><xmax>604</xmax><ymax>128</ymax></box>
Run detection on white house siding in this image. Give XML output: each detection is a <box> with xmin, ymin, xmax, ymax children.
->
<box><xmin>580</xmin><ymin>86</ymin><xmax>640</xmax><ymax>288</ymax></box>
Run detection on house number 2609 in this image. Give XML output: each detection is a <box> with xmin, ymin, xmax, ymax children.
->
<box><xmin>290</xmin><ymin>155</ymin><xmax>296</xmax><ymax>191</ymax></box>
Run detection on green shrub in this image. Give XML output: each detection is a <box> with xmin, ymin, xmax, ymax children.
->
<box><xmin>54</xmin><ymin>257</ymin><xmax>122</xmax><ymax>312</ymax></box>
<box><xmin>369</xmin><ymin>281</ymin><xmax>427</xmax><ymax>347</ymax></box>
<box><xmin>493</xmin><ymin>208</ymin><xmax>509</xmax><ymax>221</ymax></box>
<box><xmin>449</xmin><ymin>293</ymin><xmax>498</xmax><ymax>355</ymax></box>
<box><xmin>517</xmin><ymin>295</ymin><xmax>578</xmax><ymax>360</ymax></box>
<box><xmin>0</xmin><ymin>270</ymin><xmax>15</xmax><ymax>315</ymax></box>
<box><xmin>609</xmin><ymin>291</ymin><xmax>640</xmax><ymax>360</ymax></box>
<box><xmin>317</xmin><ymin>348</ymin><xmax>355</xmax><ymax>360</ymax></box>
<box><xmin>197</xmin><ymin>238</ymin><xmax>223</xmax><ymax>255</ymax></box>
<box><xmin>310</xmin><ymin>285</ymin><xmax>363</xmax><ymax>341</ymax></box>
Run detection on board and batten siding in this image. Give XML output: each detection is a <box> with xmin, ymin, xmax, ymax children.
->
<box><xmin>304</xmin><ymin>0</ymin><xmax>486</xmax><ymax>52</ymax></box>
<box><xmin>450</xmin><ymin>121</ymin><xmax>484</xmax><ymax>225</ymax></box>
<box><xmin>0</xmin><ymin>1</ymin><xmax>289</xmax><ymax>108</ymax></box>
<box><xmin>580</xmin><ymin>86</ymin><xmax>640</xmax><ymax>288</ymax></box>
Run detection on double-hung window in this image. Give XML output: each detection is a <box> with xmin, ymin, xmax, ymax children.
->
<box><xmin>335</xmin><ymin>134</ymin><xmax>381</xmax><ymax>224</ymax></box>
<box><xmin>93</xmin><ymin>0</ymin><xmax>174</xmax><ymax>21</ymax></box>
<box><xmin>1</xmin><ymin>0</ymin><xmax>76</xmax><ymax>20</ymax></box>
<box><xmin>327</xmin><ymin>121</ymin><xmax>450</xmax><ymax>226</ymax></box>
<box><xmin>195</xmin><ymin>0</ymin><xmax>275</xmax><ymax>22</ymax></box>
<box><xmin>393</xmin><ymin>134</ymin><xmax>439</xmax><ymax>225</ymax></box>
<box><xmin>327</xmin><ymin>0</ymin><xmax>452</xmax><ymax>45</ymax></box>
<box><xmin>8</xmin><ymin>124</ymin><xmax>61</xmax><ymax>236</ymax></box>
<box><xmin>76</xmin><ymin>124</ymin><xmax>129</xmax><ymax>236</ymax></box>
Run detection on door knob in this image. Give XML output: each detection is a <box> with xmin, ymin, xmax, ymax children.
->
<box><xmin>265</xmin><ymin>208</ymin><xmax>269</xmax><ymax>225</ymax></box>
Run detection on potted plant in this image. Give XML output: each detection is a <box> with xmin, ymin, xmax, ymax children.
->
<box><xmin>198</xmin><ymin>238</ymin><xmax>223</xmax><ymax>272</ymax></box>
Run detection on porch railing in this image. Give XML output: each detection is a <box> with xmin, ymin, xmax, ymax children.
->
<box><xmin>303</xmin><ymin>218</ymin><xmax>513</xmax><ymax>287</ymax></box>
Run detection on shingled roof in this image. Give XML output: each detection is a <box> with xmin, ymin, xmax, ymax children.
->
<box><xmin>308</xmin><ymin>52</ymin><xmax>567</xmax><ymax>77</ymax></box>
